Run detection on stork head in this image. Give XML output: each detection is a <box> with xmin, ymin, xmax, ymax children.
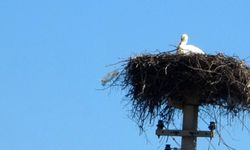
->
<box><xmin>180</xmin><ymin>34</ymin><xmax>188</xmax><ymax>45</ymax></box>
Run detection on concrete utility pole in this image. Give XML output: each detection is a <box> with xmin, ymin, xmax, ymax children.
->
<box><xmin>181</xmin><ymin>104</ymin><xmax>198</xmax><ymax>150</ymax></box>
<box><xmin>156</xmin><ymin>96</ymin><xmax>215</xmax><ymax>150</ymax></box>
<box><xmin>181</xmin><ymin>95</ymin><xmax>199</xmax><ymax>150</ymax></box>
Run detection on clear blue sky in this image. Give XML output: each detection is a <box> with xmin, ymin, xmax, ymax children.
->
<box><xmin>0</xmin><ymin>0</ymin><xmax>249</xmax><ymax>150</ymax></box>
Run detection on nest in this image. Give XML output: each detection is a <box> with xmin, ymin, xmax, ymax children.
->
<box><xmin>119</xmin><ymin>53</ymin><xmax>250</xmax><ymax>127</ymax></box>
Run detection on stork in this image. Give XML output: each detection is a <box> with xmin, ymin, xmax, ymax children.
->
<box><xmin>177</xmin><ymin>34</ymin><xmax>205</xmax><ymax>55</ymax></box>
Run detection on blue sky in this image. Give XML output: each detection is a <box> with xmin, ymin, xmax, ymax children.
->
<box><xmin>0</xmin><ymin>0</ymin><xmax>250</xmax><ymax>150</ymax></box>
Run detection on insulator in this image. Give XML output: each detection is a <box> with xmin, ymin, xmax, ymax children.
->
<box><xmin>164</xmin><ymin>144</ymin><xmax>171</xmax><ymax>150</ymax></box>
<box><xmin>157</xmin><ymin>120</ymin><xmax>165</xmax><ymax>130</ymax></box>
<box><xmin>208</xmin><ymin>121</ymin><xmax>216</xmax><ymax>131</ymax></box>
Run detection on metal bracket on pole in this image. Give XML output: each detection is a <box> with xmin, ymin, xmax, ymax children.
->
<box><xmin>156</xmin><ymin>128</ymin><xmax>214</xmax><ymax>138</ymax></box>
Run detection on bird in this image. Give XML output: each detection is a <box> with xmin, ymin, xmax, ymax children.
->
<box><xmin>177</xmin><ymin>34</ymin><xmax>205</xmax><ymax>55</ymax></box>
<box><xmin>101</xmin><ymin>70</ymin><xmax>119</xmax><ymax>86</ymax></box>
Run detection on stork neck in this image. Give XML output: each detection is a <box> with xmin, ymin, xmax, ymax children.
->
<box><xmin>180</xmin><ymin>40</ymin><xmax>187</xmax><ymax>45</ymax></box>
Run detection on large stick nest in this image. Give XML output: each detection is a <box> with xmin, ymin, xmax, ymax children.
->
<box><xmin>119</xmin><ymin>53</ymin><xmax>250</xmax><ymax>127</ymax></box>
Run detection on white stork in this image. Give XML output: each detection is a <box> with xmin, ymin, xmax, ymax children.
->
<box><xmin>177</xmin><ymin>34</ymin><xmax>205</xmax><ymax>55</ymax></box>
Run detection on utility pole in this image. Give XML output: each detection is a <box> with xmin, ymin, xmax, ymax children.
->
<box><xmin>181</xmin><ymin>95</ymin><xmax>199</xmax><ymax>150</ymax></box>
<box><xmin>181</xmin><ymin>104</ymin><xmax>198</xmax><ymax>150</ymax></box>
<box><xmin>156</xmin><ymin>96</ymin><xmax>215</xmax><ymax>150</ymax></box>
